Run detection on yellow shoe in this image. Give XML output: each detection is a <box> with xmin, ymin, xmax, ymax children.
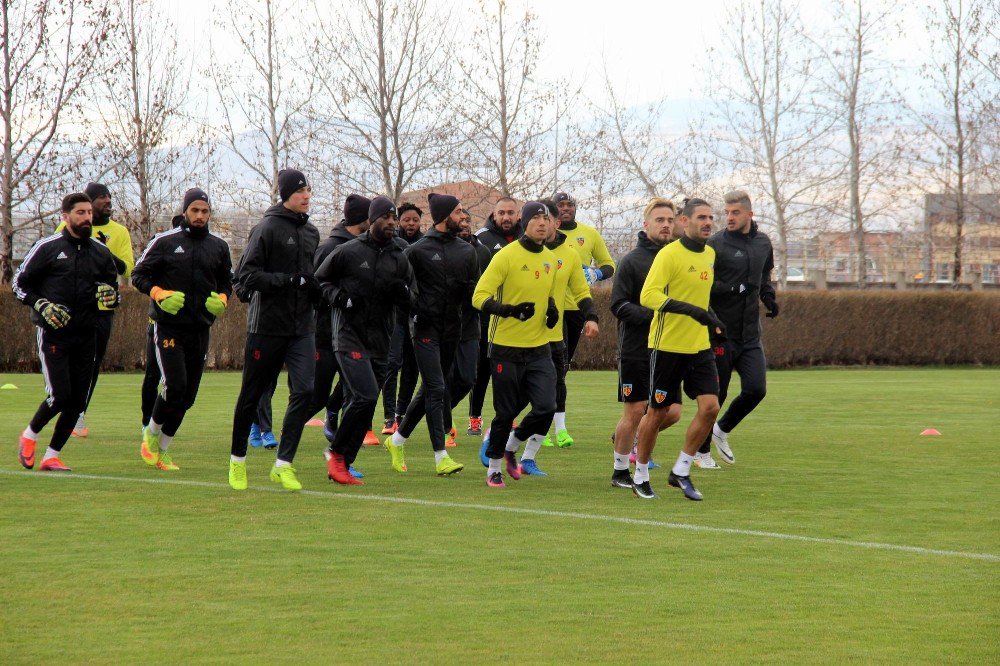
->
<box><xmin>269</xmin><ymin>464</ymin><xmax>302</xmax><ymax>491</ymax></box>
<box><xmin>140</xmin><ymin>427</ymin><xmax>159</xmax><ymax>466</ymax></box>
<box><xmin>155</xmin><ymin>451</ymin><xmax>179</xmax><ymax>471</ymax></box>
<box><xmin>384</xmin><ymin>437</ymin><xmax>407</xmax><ymax>472</ymax></box>
<box><xmin>229</xmin><ymin>460</ymin><xmax>248</xmax><ymax>491</ymax></box>
<box><xmin>435</xmin><ymin>454</ymin><xmax>464</xmax><ymax>476</ymax></box>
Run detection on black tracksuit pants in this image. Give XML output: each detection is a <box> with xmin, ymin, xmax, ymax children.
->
<box><xmin>382</xmin><ymin>321</ymin><xmax>418</xmax><ymax>421</ymax></box>
<box><xmin>150</xmin><ymin>322</ymin><xmax>210</xmax><ymax>437</ymax></box>
<box><xmin>551</xmin><ymin>341</ymin><xmax>569</xmax><ymax>413</ymax></box>
<box><xmin>563</xmin><ymin>309</ymin><xmax>586</xmax><ymax>363</ymax></box>
<box><xmin>444</xmin><ymin>337</ymin><xmax>479</xmax><ymax>433</ymax></box>
<box><xmin>486</xmin><ymin>351</ymin><xmax>556</xmax><ymax>460</ymax></box>
<box><xmin>398</xmin><ymin>336</ymin><xmax>457</xmax><ymax>452</ymax></box>
<box><xmin>333</xmin><ymin>353</ymin><xmax>389</xmax><ymax>466</ymax></box>
<box><xmin>81</xmin><ymin>312</ymin><xmax>113</xmax><ymax>414</ymax></box>
<box><xmin>254</xmin><ymin>354</ymin><xmax>344</xmax><ymax>431</ymax></box>
<box><xmin>699</xmin><ymin>339</ymin><xmax>767</xmax><ymax>453</ymax></box>
<box><xmin>141</xmin><ymin>322</ymin><xmax>160</xmax><ymax>427</ymax></box>
<box><xmin>231</xmin><ymin>333</ymin><xmax>315</xmax><ymax>461</ymax></box>
<box><xmin>468</xmin><ymin>321</ymin><xmax>491</xmax><ymax>418</ymax></box>
<box><xmin>30</xmin><ymin>327</ymin><xmax>97</xmax><ymax>452</ymax></box>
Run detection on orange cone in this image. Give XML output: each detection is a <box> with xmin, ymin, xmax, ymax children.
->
<box><xmin>306</xmin><ymin>418</ymin><xmax>324</xmax><ymax>427</ymax></box>
<box><xmin>920</xmin><ymin>428</ymin><xmax>942</xmax><ymax>436</ymax></box>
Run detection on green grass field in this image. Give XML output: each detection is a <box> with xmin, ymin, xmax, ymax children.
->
<box><xmin>0</xmin><ymin>368</ymin><xmax>997</xmax><ymax>663</ymax></box>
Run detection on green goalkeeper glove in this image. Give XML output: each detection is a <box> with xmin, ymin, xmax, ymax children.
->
<box><xmin>34</xmin><ymin>299</ymin><xmax>71</xmax><ymax>329</ymax></box>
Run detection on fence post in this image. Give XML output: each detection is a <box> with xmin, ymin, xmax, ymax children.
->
<box><xmin>810</xmin><ymin>269</ymin><xmax>827</xmax><ymax>290</ymax></box>
<box><xmin>894</xmin><ymin>271</ymin><xmax>907</xmax><ymax>290</ymax></box>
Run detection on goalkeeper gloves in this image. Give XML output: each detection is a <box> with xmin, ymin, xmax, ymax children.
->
<box><xmin>34</xmin><ymin>299</ymin><xmax>71</xmax><ymax>329</ymax></box>
<box><xmin>95</xmin><ymin>283</ymin><xmax>119</xmax><ymax>308</ymax></box>
<box><xmin>151</xmin><ymin>287</ymin><xmax>185</xmax><ymax>315</ymax></box>
<box><xmin>205</xmin><ymin>291</ymin><xmax>228</xmax><ymax>317</ymax></box>
<box><xmin>582</xmin><ymin>265</ymin><xmax>603</xmax><ymax>286</ymax></box>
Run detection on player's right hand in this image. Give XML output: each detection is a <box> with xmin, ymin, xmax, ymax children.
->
<box><xmin>33</xmin><ymin>299</ymin><xmax>71</xmax><ymax>329</ymax></box>
<box><xmin>510</xmin><ymin>302</ymin><xmax>535</xmax><ymax>321</ymax></box>
<box><xmin>151</xmin><ymin>287</ymin><xmax>186</xmax><ymax>315</ymax></box>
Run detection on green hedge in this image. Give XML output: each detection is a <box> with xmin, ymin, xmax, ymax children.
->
<box><xmin>0</xmin><ymin>289</ymin><xmax>997</xmax><ymax>371</ymax></box>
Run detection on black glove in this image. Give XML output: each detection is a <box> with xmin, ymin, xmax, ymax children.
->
<box><xmin>332</xmin><ymin>290</ymin><xmax>354</xmax><ymax>310</ymax></box>
<box><xmin>640</xmin><ymin>309</ymin><xmax>654</xmax><ymax>324</ymax></box>
<box><xmin>706</xmin><ymin>311</ymin><xmax>726</xmax><ymax>338</ymax></box>
<box><xmin>290</xmin><ymin>273</ymin><xmax>320</xmax><ymax>291</ymax></box>
<box><xmin>545</xmin><ymin>298</ymin><xmax>559</xmax><ymax>328</ymax></box>
<box><xmin>388</xmin><ymin>280</ymin><xmax>409</xmax><ymax>304</ymax></box>
<box><xmin>96</xmin><ymin>230</ymin><xmax>109</xmax><ymax>245</ymax></box>
<box><xmin>762</xmin><ymin>295</ymin><xmax>779</xmax><ymax>318</ymax></box>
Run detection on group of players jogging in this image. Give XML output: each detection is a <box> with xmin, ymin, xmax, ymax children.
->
<box><xmin>12</xmin><ymin>170</ymin><xmax>777</xmax><ymax>501</ymax></box>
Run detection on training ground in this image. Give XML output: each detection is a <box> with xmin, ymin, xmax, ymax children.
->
<box><xmin>1</xmin><ymin>368</ymin><xmax>997</xmax><ymax>663</ymax></box>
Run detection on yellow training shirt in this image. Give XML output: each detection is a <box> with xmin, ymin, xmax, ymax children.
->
<box><xmin>546</xmin><ymin>235</ymin><xmax>591</xmax><ymax>343</ymax></box>
<box><xmin>640</xmin><ymin>238</ymin><xmax>716</xmax><ymax>353</ymax></box>
<box><xmin>472</xmin><ymin>239</ymin><xmax>558</xmax><ymax>349</ymax></box>
<box><xmin>562</xmin><ymin>221</ymin><xmax>614</xmax><ymax>311</ymax></box>
<box><xmin>57</xmin><ymin>218</ymin><xmax>134</xmax><ymax>311</ymax></box>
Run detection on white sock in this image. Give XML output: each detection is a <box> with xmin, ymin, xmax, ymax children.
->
<box><xmin>521</xmin><ymin>435</ymin><xmax>543</xmax><ymax>462</ymax></box>
<box><xmin>22</xmin><ymin>426</ymin><xmax>38</xmax><ymax>441</ymax></box>
<box><xmin>43</xmin><ymin>447</ymin><xmax>59</xmax><ymax>461</ymax></box>
<box><xmin>75</xmin><ymin>413</ymin><xmax>86</xmax><ymax>427</ymax></box>
<box><xmin>158</xmin><ymin>433</ymin><xmax>173</xmax><ymax>452</ymax></box>
<box><xmin>672</xmin><ymin>452</ymin><xmax>694</xmax><ymax>477</ymax></box>
<box><xmin>231</xmin><ymin>455</ymin><xmax>246</xmax><ymax>463</ymax></box>
<box><xmin>434</xmin><ymin>449</ymin><xmax>448</xmax><ymax>464</ymax></box>
<box><xmin>613</xmin><ymin>452</ymin><xmax>630</xmax><ymax>471</ymax></box>
<box><xmin>149</xmin><ymin>420</ymin><xmax>163</xmax><ymax>435</ymax></box>
<box><xmin>488</xmin><ymin>457</ymin><xmax>502</xmax><ymax>475</ymax></box>
<box><xmin>505</xmin><ymin>431</ymin><xmax>521</xmax><ymax>453</ymax></box>
<box><xmin>634</xmin><ymin>462</ymin><xmax>649</xmax><ymax>484</ymax></box>
<box><xmin>715</xmin><ymin>423</ymin><xmax>728</xmax><ymax>436</ymax></box>
<box><xmin>275</xmin><ymin>458</ymin><xmax>291</xmax><ymax>467</ymax></box>
<box><xmin>392</xmin><ymin>431</ymin><xmax>406</xmax><ymax>446</ymax></box>
<box><xmin>554</xmin><ymin>412</ymin><xmax>567</xmax><ymax>432</ymax></box>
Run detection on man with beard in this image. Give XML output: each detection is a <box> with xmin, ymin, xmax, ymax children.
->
<box><xmin>546</xmin><ymin>191</ymin><xmax>615</xmax><ymax>448</ymax></box>
<box><xmin>472</xmin><ymin>202</ymin><xmax>560</xmax><ymax>488</ymax></box>
<box><xmin>55</xmin><ymin>182</ymin><xmax>133</xmax><ymax>439</ymax></box>
<box><xmin>635</xmin><ymin>198</ymin><xmax>725</xmax><ymax>501</ymax></box>
<box><xmin>383</xmin><ymin>194</ymin><xmax>479</xmax><ymax>476</ymax></box>
<box><xmin>380</xmin><ymin>202</ymin><xmax>423</xmax><ymax>434</ymax></box>
<box><xmin>228</xmin><ymin>169</ymin><xmax>321</xmax><ymax>492</ymax></box>
<box><xmin>13</xmin><ymin>193</ymin><xmax>119</xmax><ymax>471</ymax></box>
<box><xmin>132</xmin><ymin>188</ymin><xmax>232</xmax><ymax>471</ymax></box>
<box><xmin>609</xmin><ymin>198</ymin><xmax>677</xmax><ymax>488</ymax></box>
<box><xmin>316</xmin><ymin>196</ymin><xmax>413</xmax><ymax>485</ymax></box>
<box><xmin>696</xmin><ymin>190</ymin><xmax>777</xmax><ymax>468</ymax></box>
<box><xmin>467</xmin><ymin>197</ymin><xmax>520</xmax><ymax>435</ymax></box>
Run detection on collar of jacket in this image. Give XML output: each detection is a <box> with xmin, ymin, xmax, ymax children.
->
<box><xmin>329</xmin><ymin>221</ymin><xmax>357</xmax><ymax>242</ymax></box>
<box><xmin>61</xmin><ymin>227</ymin><xmax>87</xmax><ymax>247</ymax></box>
<box><xmin>724</xmin><ymin>220</ymin><xmax>758</xmax><ymax>240</ymax></box>
<box><xmin>680</xmin><ymin>235</ymin><xmax>706</xmax><ymax>253</ymax></box>
<box><xmin>637</xmin><ymin>230</ymin><xmax>665</xmax><ymax>251</ymax></box>
<box><xmin>360</xmin><ymin>229</ymin><xmax>397</xmax><ymax>249</ymax></box>
<box><xmin>181</xmin><ymin>218</ymin><xmax>210</xmax><ymax>238</ymax></box>
<box><xmin>518</xmin><ymin>235</ymin><xmax>544</xmax><ymax>253</ymax></box>
<box><xmin>559</xmin><ymin>219</ymin><xmax>578</xmax><ymax>231</ymax></box>
<box><xmin>545</xmin><ymin>231</ymin><xmax>567</xmax><ymax>250</ymax></box>
<box><xmin>465</xmin><ymin>233</ymin><xmax>481</xmax><ymax>246</ymax></box>
<box><xmin>485</xmin><ymin>214</ymin><xmax>521</xmax><ymax>240</ymax></box>
<box><xmin>265</xmin><ymin>202</ymin><xmax>309</xmax><ymax>226</ymax></box>
<box><xmin>398</xmin><ymin>228</ymin><xmax>423</xmax><ymax>243</ymax></box>
<box><xmin>425</xmin><ymin>226</ymin><xmax>457</xmax><ymax>241</ymax></box>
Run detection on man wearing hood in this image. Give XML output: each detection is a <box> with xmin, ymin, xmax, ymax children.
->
<box><xmin>132</xmin><ymin>188</ymin><xmax>233</xmax><ymax>471</ymax></box>
<box><xmin>228</xmin><ymin>169</ymin><xmax>321</xmax><ymax>492</ymax></box>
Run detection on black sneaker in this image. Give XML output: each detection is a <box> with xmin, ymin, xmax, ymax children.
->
<box><xmin>611</xmin><ymin>468</ymin><xmax>634</xmax><ymax>489</ymax></box>
<box><xmin>668</xmin><ymin>471</ymin><xmax>703</xmax><ymax>501</ymax></box>
<box><xmin>632</xmin><ymin>480</ymin><xmax>656</xmax><ymax>499</ymax></box>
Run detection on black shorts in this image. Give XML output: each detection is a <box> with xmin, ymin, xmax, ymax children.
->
<box><xmin>648</xmin><ymin>348</ymin><xmax>719</xmax><ymax>409</ymax></box>
<box><xmin>617</xmin><ymin>355</ymin><xmax>650</xmax><ymax>403</ymax></box>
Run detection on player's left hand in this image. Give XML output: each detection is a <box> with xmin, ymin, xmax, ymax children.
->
<box><xmin>205</xmin><ymin>291</ymin><xmax>228</xmax><ymax>316</ymax></box>
<box><xmin>583</xmin><ymin>321</ymin><xmax>599</xmax><ymax>338</ymax></box>
<box><xmin>582</xmin><ymin>266</ymin><xmax>602</xmax><ymax>286</ymax></box>
<box><xmin>763</xmin><ymin>295</ymin><xmax>779</xmax><ymax>318</ymax></box>
<box><xmin>95</xmin><ymin>283</ymin><xmax>119</xmax><ymax>308</ymax></box>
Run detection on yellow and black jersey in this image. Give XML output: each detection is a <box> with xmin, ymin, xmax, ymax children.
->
<box><xmin>546</xmin><ymin>234</ymin><xmax>591</xmax><ymax>343</ymax></box>
<box><xmin>640</xmin><ymin>237</ymin><xmax>715</xmax><ymax>353</ymax></box>
<box><xmin>561</xmin><ymin>220</ymin><xmax>614</xmax><ymax>311</ymax></box>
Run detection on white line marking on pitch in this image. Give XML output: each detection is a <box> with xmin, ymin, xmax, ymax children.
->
<box><xmin>2</xmin><ymin>469</ymin><xmax>997</xmax><ymax>563</ymax></box>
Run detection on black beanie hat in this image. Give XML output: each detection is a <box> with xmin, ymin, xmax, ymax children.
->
<box><xmin>521</xmin><ymin>201</ymin><xmax>547</xmax><ymax>226</ymax></box>
<box><xmin>182</xmin><ymin>187</ymin><xmax>210</xmax><ymax>213</ymax></box>
<box><xmin>343</xmin><ymin>194</ymin><xmax>372</xmax><ymax>226</ymax></box>
<box><xmin>84</xmin><ymin>182</ymin><xmax>110</xmax><ymax>201</ymax></box>
<box><xmin>278</xmin><ymin>168</ymin><xmax>308</xmax><ymax>202</ymax></box>
<box><xmin>553</xmin><ymin>191</ymin><xmax>575</xmax><ymax>205</ymax></box>
<box><xmin>428</xmin><ymin>193</ymin><xmax>460</xmax><ymax>224</ymax></box>
<box><xmin>368</xmin><ymin>195</ymin><xmax>397</xmax><ymax>223</ymax></box>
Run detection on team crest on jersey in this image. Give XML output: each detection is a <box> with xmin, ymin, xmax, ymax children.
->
<box><xmin>622</xmin><ymin>383</ymin><xmax>633</xmax><ymax>397</ymax></box>
<box><xmin>576</xmin><ymin>237</ymin><xmax>585</xmax><ymax>246</ymax></box>
<box><xmin>543</xmin><ymin>262</ymin><xmax>551</xmax><ymax>273</ymax></box>
<box><xmin>557</xmin><ymin>259</ymin><xmax>563</xmax><ymax>269</ymax></box>
<box><xmin>654</xmin><ymin>389</ymin><xmax>667</xmax><ymax>403</ymax></box>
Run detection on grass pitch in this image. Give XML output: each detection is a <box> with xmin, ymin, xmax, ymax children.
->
<box><xmin>0</xmin><ymin>368</ymin><xmax>997</xmax><ymax>664</ymax></box>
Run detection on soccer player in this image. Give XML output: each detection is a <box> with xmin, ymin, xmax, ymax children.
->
<box><xmin>696</xmin><ymin>190</ymin><xmax>778</xmax><ymax>467</ymax></box>
<box><xmin>383</xmin><ymin>194</ymin><xmax>479</xmax><ymax>476</ymax></box>
<box><xmin>380</xmin><ymin>202</ymin><xmax>423</xmax><ymax>434</ymax></box>
<box><xmin>13</xmin><ymin>193</ymin><xmax>120</xmax><ymax>471</ymax></box>
<box><xmin>472</xmin><ymin>202</ymin><xmax>560</xmax><ymax>488</ymax></box>
<box><xmin>132</xmin><ymin>188</ymin><xmax>233</xmax><ymax>470</ymax></box>
<box><xmin>140</xmin><ymin>217</ymin><xmax>182</xmax><ymax>430</ymax></box>
<box><xmin>315</xmin><ymin>196</ymin><xmax>413</xmax><ymax>485</ymax></box>
<box><xmin>467</xmin><ymin>197</ymin><xmax>521</xmax><ymax>435</ymax></box>
<box><xmin>228</xmin><ymin>168</ymin><xmax>321</xmax><ymax>492</ymax></box>
<box><xmin>547</xmin><ymin>191</ymin><xmax>615</xmax><ymax>447</ymax></box>
<box><xmin>609</xmin><ymin>198</ymin><xmax>677</xmax><ymax>488</ymax></box>
<box><xmin>510</xmin><ymin>199</ymin><xmax>598</xmax><ymax>476</ymax></box>
<box><xmin>55</xmin><ymin>182</ymin><xmax>133</xmax><ymax>438</ymax></box>
<box><xmin>635</xmin><ymin>198</ymin><xmax>726</xmax><ymax>501</ymax></box>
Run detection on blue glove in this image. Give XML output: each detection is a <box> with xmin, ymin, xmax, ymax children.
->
<box><xmin>582</xmin><ymin>265</ymin><xmax>603</xmax><ymax>285</ymax></box>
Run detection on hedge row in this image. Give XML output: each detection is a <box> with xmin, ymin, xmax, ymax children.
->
<box><xmin>0</xmin><ymin>289</ymin><xmax>997</xmax><ymax>372</ymax></box>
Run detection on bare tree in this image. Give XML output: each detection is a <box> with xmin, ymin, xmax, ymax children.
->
<box><xmin>0</xmin><ymin>0</ymin><xmax>109</xmax><ymax>283</ymax></box>
<box><xmin>701</xmin><ymin>0</ymin><xmax>840</xmax><ymax>284</ymax></box>
<box><xmin>308</xmin><ymin>0</ymin><xmax>455</xmax><ymax>201</ymax></box>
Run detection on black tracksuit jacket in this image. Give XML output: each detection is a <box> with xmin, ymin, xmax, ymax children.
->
<box><xmin>313</xmin><ymin>222</ymin><xmax>361</xmax><ymax>349</ymax></box>
<box><xmin>314</xmin><ymin>230</ymin><xmax>413</xmax><ymax>358</ymax></box>
<box><xmin>404</xmin><ymin>227</ymin><xmax>480</xmax><ymax>341</ymax></box>
<box><xmin>132</xmin><ymin>221</ymin><xmax>234</xmax><ymax>328</ymax></box>
<box><xmin>12</xmin><ymin>229</ymin><xmax>119</xmax><ymax>337</ymax></box>
<box><xmin>460</xmin><ymin>233</ymin><xmax>492</xmax><ymax>341</ymax></box>
<box><xmin>610</xmin><ymin>231</ymin><xmax>664</xmax><ymax>360</ymax></box>
<box><xmin>707</xmin><ymin>223</ymin><xmax>776</xmax><ymax>344</ymax></box>
<box><xmin>235</xmin><ymin>203</ymin><xmax>320</xmax><ymax>337</ymax></box>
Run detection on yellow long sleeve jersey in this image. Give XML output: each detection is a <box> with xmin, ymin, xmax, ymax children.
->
<box><xmin>57</xmin><ymin>218</ymin><xmax>134</xmax><ymax>312</ymax></box>
<box><xmin>546</xmin><ymin>234</ymin><xmax>592</xmax><ymax>343</ymax></box>
<box><xmin>640</xmin><ymin>236</ymin><xmax>716</xmax><ymax>354</ymax></box>
<box><xmin>472</xmin><ymin>238</ymin><xmax>558</xmax><ymax>351</ymax></box>
<box><xmin>561</xmin><ymin>220</ymin><xmax>615</xmax><ymax>311</ymax></box>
